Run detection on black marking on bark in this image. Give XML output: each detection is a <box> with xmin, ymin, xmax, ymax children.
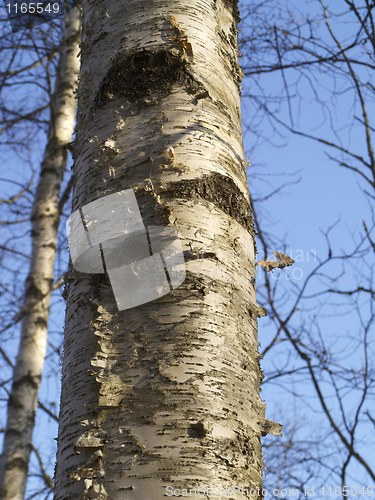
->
<box><xmin>95</xmin><ymin>49</ymin><xmax>204</xmax><ymax>107</ymax></box>
<box><xmin>212</xmin><ymin>0</ymin><xmax>240</xmax><ymax>22</ymax></box>
<box><xmin>223</xmin><ymin>0</ymin><xmax>240</xmax><ymax>23</ymax></box>
<box><xmin>183</xmin><ymin>250</ymin><xmax>218</xmax><ymax>263</ymax></box>
<box><xmin>99</xmin><ymin>243</ymin><xmax>108</xmax><ymax>274</ymax></box>
<box><xmin>4</xmin><ymin>456</ymin><xmax>28</xmax><ymax>473</ymax></box>
<box><xmin>159</xmin><ymin>173</ymin><xmax>254</xmax><ymax>234</ymax></box>
<box><xmin>145</xmin><ymin>227</ymin><xmax>153</xmax><ymax>256</ymax></box>
<box><xmin>188</xmin><ymin>421</ymin><xmax>207</xmax><ymax>438</ymax></box>
<box><xmin>24</xmin><ymin>277</ymin><xmax>45</xmax><ymax>302</ymax></box>
<box><xmin>35</xmin><ymin>316</ymin><xmax>48</xmax><ymax>328</ymax></box>
<box><xmin>79</xmin><ymin>207</ymin><xmax>93</xmax><ymax>247</ymax></box>
<box><xmin>159</xmin><ymin>248</ymin><xmax>173</xmax><ymax>292</ymax></box>
<box><xmin>13</xmin><ymin>373</ymin><xmax>41</xmax><ymax>390</ymax></box>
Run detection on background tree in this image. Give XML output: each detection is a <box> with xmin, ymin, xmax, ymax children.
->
<box><xmin>0</xmin><ymin>7</ymin><xmax>80</xmax><ymax>499</ymax></box>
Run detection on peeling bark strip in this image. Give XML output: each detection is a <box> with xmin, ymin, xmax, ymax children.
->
<box><xmin>55</xmin><ymin>1</ymin><xmax>279</xmax><ymax>499</ymax></box>
<box><xmin>153</xmin><ymin>172</ymin><xmax>255</xmax><ymax>233</ymax></box>
<box><xmin>0</xmin><ymin>9</ymin><xmax>81</xmax><ymax>500</ymax></box>
<box><xmin>95</xmin><ymin>49</ymin><xmax>202</xmax><ymax>106</ymax></box>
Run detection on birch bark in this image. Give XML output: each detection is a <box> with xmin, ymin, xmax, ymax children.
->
<box><xmin>55</xmin><ymin>1</ymin><xmax>280</xmax><ymax>498</ymax></box>
<box><xmin>0</xmin><ymin>8</ymin><xmax>81</xmax><ymax>500</ymax></box>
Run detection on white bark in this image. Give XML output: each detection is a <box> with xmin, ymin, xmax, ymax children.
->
<box><xmin>0</xmin><ymin>9</ymin><xmax>81</xmax><ymax>500</ymax></box>
<box><xmin>55</xmin><ymin>1</ymin><xmax>280</xmax><ymax>498</ymax></box>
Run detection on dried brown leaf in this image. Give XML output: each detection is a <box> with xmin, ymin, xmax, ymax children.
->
<box><xmin>256</xmin><ymin>251</ymin><xmax>295</xmax><ymax>272</ymax></box>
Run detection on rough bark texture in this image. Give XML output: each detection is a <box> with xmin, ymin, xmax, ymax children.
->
<box><xmin>55</xmin><ymin>1</ymin><xmax>280</xmax><ymax>499</ymax></box>
<box><xmin>0</xmin><ymin>9</ymin><xmax>81</xmax><ymax>500</ymax></box>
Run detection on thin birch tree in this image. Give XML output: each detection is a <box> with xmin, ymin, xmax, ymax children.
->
<box><xmin>0</xmin><ymin>8</ymin><xmax>81</xmax><ymax>499</ymax></box>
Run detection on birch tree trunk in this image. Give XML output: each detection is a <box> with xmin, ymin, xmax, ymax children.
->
<box><xmin>55</xmin><ymin>1</ymin><xmax>280</xmax><ymax>498</ymax></box>
<box><xmin>0</xmin><ymin>9</ymin><xmax>81</xmax><ymax>500</ymax></box>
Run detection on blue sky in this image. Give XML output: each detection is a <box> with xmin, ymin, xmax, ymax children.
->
<box><xmin>239</xmin><ymin>1</ymin><xmax>375</xmax><ymax>490</ymax></box>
